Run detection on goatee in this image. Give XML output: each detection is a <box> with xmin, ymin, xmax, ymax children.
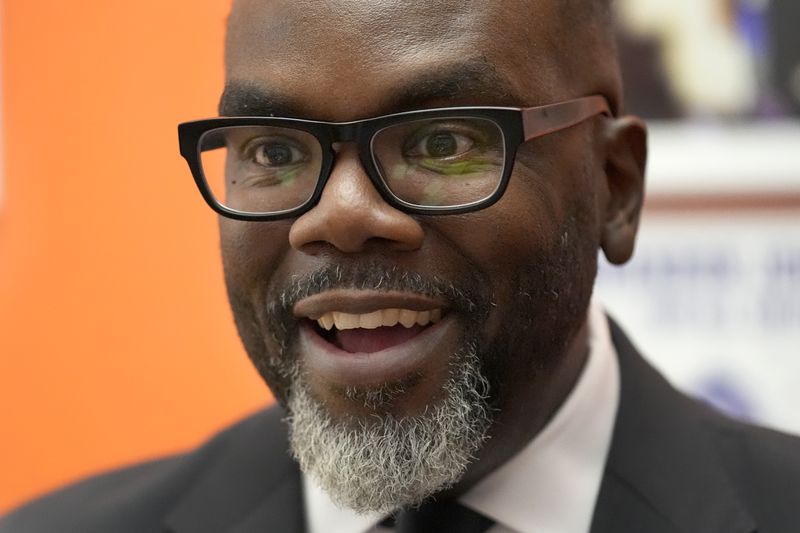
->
<box><xmin>285</xmin><ymin>339</ymin><xmax>492</xmax><ymax>513</ymax></box>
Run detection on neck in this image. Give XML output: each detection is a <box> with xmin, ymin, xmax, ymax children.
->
<box><xmin>441</xmin><ymin>312</ymin><xmax>592</xmax><ymax>500</ymax></box>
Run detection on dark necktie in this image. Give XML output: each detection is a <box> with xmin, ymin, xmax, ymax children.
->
<box><xmin>383</xmin><ymin>500</ymin><xmax>495</xmax><ymax>533</ymax></box>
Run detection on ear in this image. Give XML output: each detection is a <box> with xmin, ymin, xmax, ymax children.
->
<box><xmin>599</xmin><ymin>116</ymin><xmax>647</xmax><ymax>265</ymax></box>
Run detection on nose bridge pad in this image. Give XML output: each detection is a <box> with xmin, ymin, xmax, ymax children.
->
<box><xmin>326</xmin><ymin>123</ymin><xmax>382</xmax><ymax>203</ymax></box>
<box><xmin>331</xmin><ymin>122</ymin><xmax>359</xmax><ymax>144</ymax></box>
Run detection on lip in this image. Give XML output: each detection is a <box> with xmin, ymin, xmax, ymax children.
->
<box><xmin>298</xmin><ymin>316</ymin><xmax>457</xmax><ymax>388</ymax></box>
<box><xmin>294</xmin><ymin>289</ymin><xmax>446</xmax><ymax>320</ymax></box>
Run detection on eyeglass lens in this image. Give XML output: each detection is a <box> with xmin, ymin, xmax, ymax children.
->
<box><xmin>198</xmin><ymin>117</ymin><xmax>506</xmax><ymax>215</ymax></box>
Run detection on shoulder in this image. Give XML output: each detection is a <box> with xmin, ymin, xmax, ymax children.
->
<box><xmin>703</xmin><ymin>408</ymin><xmax>800</xmax><ymax>526</ymax></box>
<box><xmin>0</xmin><ymin>407</ymin><xmax>287</xmax><ymax>533</ymax></box>
<box><xmin>603</xmin><ymin>317</ymin><xmax>800</xmax><ymax>530</ymax></box>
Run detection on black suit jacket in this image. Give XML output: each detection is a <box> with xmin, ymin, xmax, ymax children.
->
<box><xmin>3</xmin><ymin>322</ymin><xmax>800</xmax><ymax>532</ymax></box>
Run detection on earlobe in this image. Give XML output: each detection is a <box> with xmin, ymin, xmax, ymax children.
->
<box><xmin>600</xmin><ymin>116</ymin><xmax>648</xmax><ymax>265</ymax></box>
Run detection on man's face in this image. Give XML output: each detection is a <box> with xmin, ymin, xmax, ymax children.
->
<box><xmin>219</xmin><ymin>0</ymin><xmax>637</xmax><ymax>512</ymax></box>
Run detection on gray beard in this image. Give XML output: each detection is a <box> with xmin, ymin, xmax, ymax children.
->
<box><xmin>284</xmin><ymin>341</ymin><xmax>493</xmax><ymax>514</ymax></box>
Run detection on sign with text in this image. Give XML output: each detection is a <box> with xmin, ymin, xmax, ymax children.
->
<box><xmin>598</xmin><ymin>213</ymin><xmax>800</xmax><ymax>433</ymax></box>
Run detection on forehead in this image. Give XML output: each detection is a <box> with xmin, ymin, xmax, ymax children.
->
<box><xmin>225</xmin><ymin>0</ymin><xmax>568</xmax><ymax>120</ymax></box>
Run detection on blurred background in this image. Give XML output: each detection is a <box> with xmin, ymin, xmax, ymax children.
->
<box><xmin>1</xmin><ymin>0</ymin><xmax>798</xmax><ymax>514</ymax></box>
<box><xmin>596</xmin><ymin>0</ymin><xmax>800</xmax><ymax>434</ymax></box>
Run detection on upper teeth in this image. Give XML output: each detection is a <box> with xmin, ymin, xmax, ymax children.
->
<box><xmin>316</xmin><ymin>308</ymin><xmax>443</xmax><ymax>331</ymax></box>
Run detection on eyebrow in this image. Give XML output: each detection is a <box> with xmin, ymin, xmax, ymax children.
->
<box><xmin>218</xmin><ymin>59</ymin><xmax>521</xmax><ymax>119</ymax></box>
<box><xmin>389</xmin><ymin>59</ymin><xmax>519</xmax><ymax>111</ymax></box>
<box><xmin>218</xmin><ymin>83</ymin><xmax>300</xmax><ymax>117</ymax></box>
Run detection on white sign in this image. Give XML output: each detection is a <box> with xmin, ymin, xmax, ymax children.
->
<box><xmin>596</xmin><ymin>122</ymin><xmax>800</xmax><ymax>435</ymax></box>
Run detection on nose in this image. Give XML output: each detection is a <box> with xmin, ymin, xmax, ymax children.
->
<box><xmin>288</xmin><ymin>146</ymin><xmax>425</xmax><ymax>254</ymax></box>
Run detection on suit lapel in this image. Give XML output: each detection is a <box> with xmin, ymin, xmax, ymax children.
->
<box><xmin>163</xmin><ymin>408</ymin><xmax>305</xmax><ymax>533</ymax></box>
<box><xmin>591</xmin><ymin>319</ymin><xmax>757</xmax><ymax>533</ymax></box>
<box><xmin>227</xmin><ymin>473</ymin><xmax>305</xmax><ymax>533</ymax></box>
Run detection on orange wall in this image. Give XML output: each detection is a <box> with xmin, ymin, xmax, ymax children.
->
<box><xmin>0</xmin><ymin>0</ymin><xmax>272</xmax><ymax>513</ymax></box>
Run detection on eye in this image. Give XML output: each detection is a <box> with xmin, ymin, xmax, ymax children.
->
<box><xmin>406</xmin><ymin>131</ymin><xmax>476</xmax><ymax>159</ymax></box>
<box><xmin>248</xmin><ymin>139</ymin><xmax>307</xmax><ymax>167</ymax></box>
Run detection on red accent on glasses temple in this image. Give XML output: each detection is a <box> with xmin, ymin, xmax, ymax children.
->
<box><xmin>521</xmin><ymin>95</ymin><xmax>611</xmax><ymax>142</ymax></box>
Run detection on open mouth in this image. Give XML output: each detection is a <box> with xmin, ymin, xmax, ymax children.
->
<box><xmin>294</xmin><ymin>290</ymin><xmax>457</xmax><ymax>387</ymax></box>
<box><xmin>310</xmin><ymin>308</ymin><xmax>444</xmax><ymax>354</ymax></box>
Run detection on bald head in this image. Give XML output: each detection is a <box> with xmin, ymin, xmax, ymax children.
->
<box><xmin>223</xmin><ymin>0</ymin><xmax>624</xmax><ymax>119</ymax></box>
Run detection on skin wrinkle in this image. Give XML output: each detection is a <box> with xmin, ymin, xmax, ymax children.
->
<box><xmin>220</xmin><ymin>0</ymin><xmax>645</xmax><ymax>513</ymax></box>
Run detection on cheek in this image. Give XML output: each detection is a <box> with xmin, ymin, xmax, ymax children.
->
<box><xmin>454</xmin><ymin>164</ymin><xmax>563</xmax><ymax>277</ymax></box>
<box><xmin>429</xmin><ymin>185</ymin><xmax>552</xmax><ymax>341</ymax></box>
<box><xmin>433</xmin><ymin>145</ymin><xmax>598</xmax><ymax>333</ymax></box>
<box><xmin>219</xmin><ymin>219</ymin><xmax>293</xmax><ymax>292</ymax></box>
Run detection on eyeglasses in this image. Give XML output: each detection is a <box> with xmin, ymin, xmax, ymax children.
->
<box><xmin>178</xmin><ymin>95</ymin><xmax>610</xmax><ymax>221</ymax></box>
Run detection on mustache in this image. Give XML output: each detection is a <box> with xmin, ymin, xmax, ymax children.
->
<box><xmin>265</xmin><ymin>261</ymin><xmax>490</xmax><ymax>340</ymax></box>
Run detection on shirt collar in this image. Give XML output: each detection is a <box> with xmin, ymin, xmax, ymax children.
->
<box><xmin>459</xmin><ymin>301</ymin><xmax>620</xmax><ymax>533</ymax></box>
<box><xmin>303</xmin><ymin>301</ymin><xmax>620</xmax><ymax>533</ymax></box>
<box><xmin>304</xmin><ymin>476</ymin><xmax>384</xmax><ymax>533</ymax></box>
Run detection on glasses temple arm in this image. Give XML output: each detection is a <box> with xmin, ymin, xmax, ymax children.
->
<box><xmin>522</xmin><ymin>95</ymin><xmax>611</xmax><ymax>141</ymax></box>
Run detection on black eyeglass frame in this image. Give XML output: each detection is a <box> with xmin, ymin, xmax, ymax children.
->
<box><xmin>178</xmin><ymin>95</ymin><xmax>611</xmax><ymax>221</ymax></box>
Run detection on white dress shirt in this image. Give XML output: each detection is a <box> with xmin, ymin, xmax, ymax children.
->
<box><xmin>303</xmin><ymin>302</ymin><xmax>620</xmax><ymax>533</ymax></box>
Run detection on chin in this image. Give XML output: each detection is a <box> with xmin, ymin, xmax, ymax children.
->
<box><xmin>284</xmin><ymin>340</ymin><xmax>494</xmax><ymax>513</ymax></box>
